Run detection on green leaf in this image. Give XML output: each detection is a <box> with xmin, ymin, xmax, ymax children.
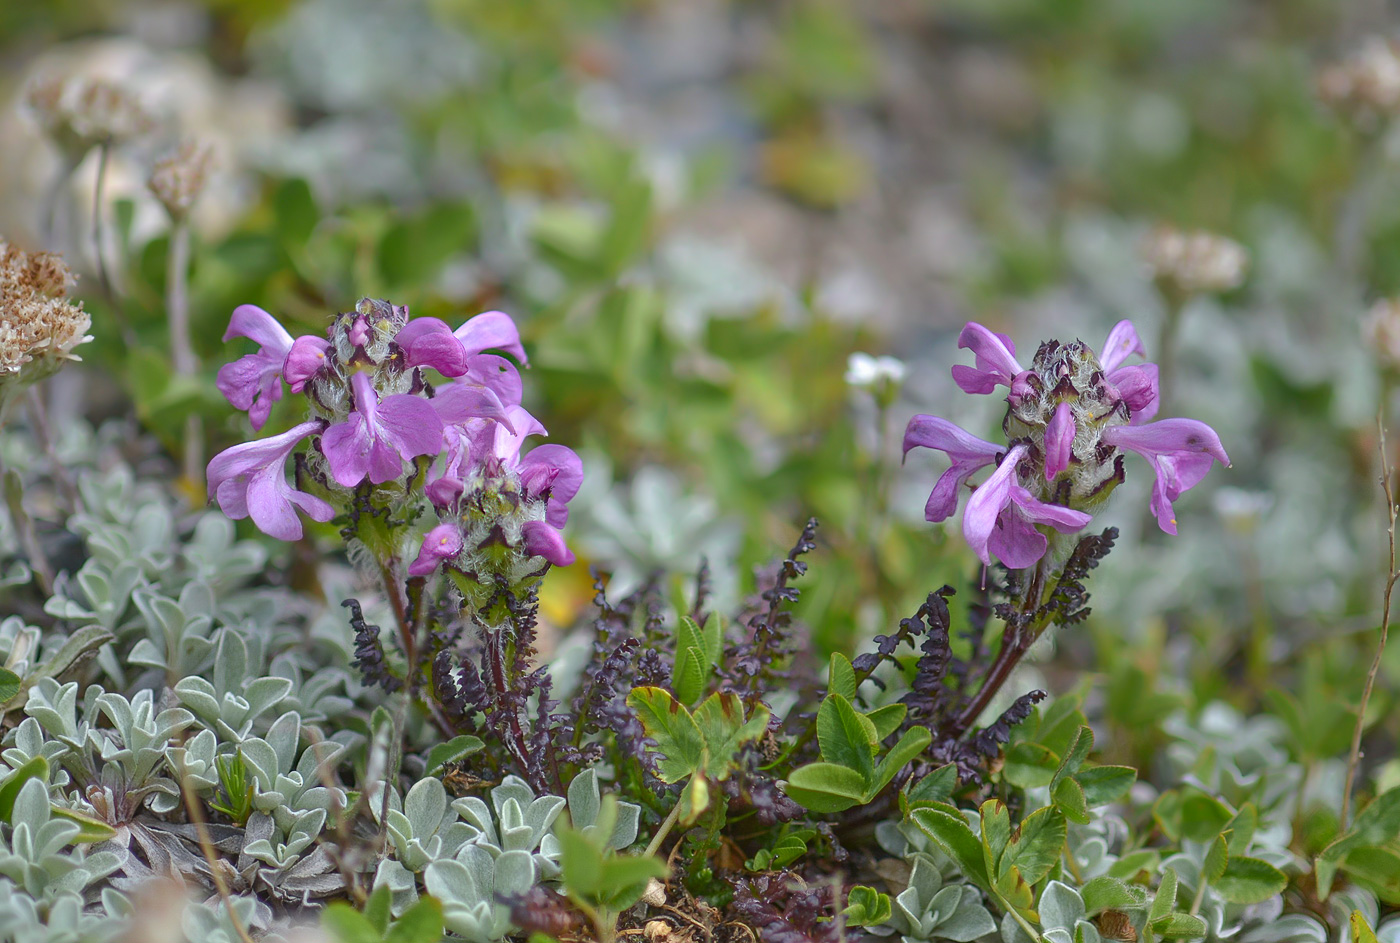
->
<box><xmin>1316</xmin><ymin>786</ymin><xmax>1400</xmax><ymax>898</ymax></box>
<box><xmin>423</xmin><ymin>736</ymin><xmax>485</xmax><ymax>777</ymax></box>
<box><xmin>1223</xmin><ymin>804</ymin><xmax>1258</xmax><ymax>856</ymax></box>
<box><xmin>1053</xmin><ymin>776</ymin><xmax>1090</xmax><ymax>825</ymax></box>
<box><xmin>1214</xmin><ymin>856</ymin><xmax>1287</xmax><ymax>905</ymax></box>
<box><xmin>865</xmin><ymin>703</ymin><xmax>906</xmax><ymax>741</ymax></box>
<box><xmin>364</xmin><ymin>884</ymin><xmax>393</xmax><ymax>934</ymax></box>
<box><xmin>870</xmin><ymin>726</ymin><xmax>932</xmax><ymax>794</ymax></box>
<box><xmin>672</xmin><ymin>647</ymin><xmax>707</xmax><ymax>707</ymax></box>
<box><xmin>0</xmin><ymin>756</ymin><xmax>48</xmax><ymax>823</ymax></box>
<box><xmin>274</xmin><ymin>178</ymin><xmax>319</xmax><ymax>247</ymax></box>
<box><xmin>384</xmin><ymin>897</ymin><xmax>444</xmax><ymax>943</ymax></box>
<box><xmin>1002</xmin><ymin>805</ymin><xmax>1067</xmax><ymax>886</ymax></box>
<box><xmin>1151</xmin><ymin>913</ymin><xmax>1210</xmax><ymax>938</ymax></box>
<box><xmin>1202</xmin><ymin>834</ymin><xmax>1229</xmax><ymax>885</ymax></box>
<box><xmin>981</xmin><ymin>800</ymin><xmax>1012</xmax><ymax>879</ymax></box>
<box><xmin>51</xmin><ymin>806</ymin><xmax>117</xmax><ymax>844</ymax></box>
<box><xmin>693</xmin><ymin>692</ymin><xmax>769</xmax><ymax>781</ymax></box>
<box><xmin>841</xmin><ymin>886</ymin><xmax>892</xmax><ymax>927</ymax></box>
<box><xmin>902</xmin><ymin>764</ymin><xmax>958</xmax><ymax>813</ymax></box>
<box><xmin>1077</xmin><ymin>765</ymin><xmax>1137</xmax><ymax>807</ymax></box>
<box><xmin>827</xmin><ymin>653</ymin><xmax>857</xmax><ymax>701</ymax></box>
<box><xmin>911</xmin><ymin>805</ymin><xmax>991</xmax><ymax>892</ymax></box>
<box><xmin>377</xmin><ymin>202</ymin><xmax>475</xmax><ymax>290</ymax></box>
<box><xmin>30</xmin><ymin>625</ymin><xmax>114</xmax><ymax>684</ymax></box>
<box><xmin>1080</xmin><ymin>876</ymin><xmax>1146</xmax><ymax>915</ymax></box>
<box><xmin>1003</xmin><ymin>742</ymin><xmax>1061</xmax><ymax>789</ymax></box>
<box><xmin>783</xmin><ymin>762</ymin><xmax>869</xmax><ymax>813</ymax></box>
<box><xmin>1149</xmin><ymin>868</ymin><xmax>1180</xmax><ymax>924</ymax></box>
<box><xmin>1050</xmin><ymin>726</ymin><xmax>1094</xmax><ymax>790</ymax></box>
<box><xmin>322</xmin><ymin>902</ymin><xmax>379</xmax><ymax>943</ymax></box>
<box><xmin>0</xmin><ymin>668</ymin><xmax>19</xmax><ymax>706</ymax></box>
<box><xmin>1351</xmin><ymin>910</ymin><xmax>1381</xmax><ymax>943</ymax></box>
<box><xmin>627</xmin><ymin>687</ymin><xmax>705</xmax><ymax>783</ymax></box>
<box><xmin>816</xmin><ymin>694</ymin><xmax>877</xmax><ymax>781</ymax></box>
<box><xmin>679</xmin><ymin>770</ymin><xmax>711</xmax><ymax>823</ymax></box>
<box><xmin>1107</xmin><ymin>849</ymin><xmax>1160</xmax><ymax>880</ymax></box>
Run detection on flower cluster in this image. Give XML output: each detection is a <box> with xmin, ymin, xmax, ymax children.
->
<box><xmin>24</xmin><ymin>74</ymin><xmax>157</xmax><ymax>162</ymax></box>
<box><xmin>905</xmin><ymin>321</ymin><xmax>1229</xmax><ymax>569</ymax></box>
<box><xmin>1317</xmin><ymin>37</ymin><xmax>1400</xmax><ymax>127</ymax></box>
<box><xmin>206</xmin><ymin>299</ymin><xmax>579</xmax><ymax>591</ymax></box>
<box><xmin>1141</xmin><ymin>225</ymin><xmax>1248</xmax><ymax>297</ymax></box>
<box><xmin>0</xmin><ymin>240</ymin><xmax>92</xmax><ymax>424</ymax></box>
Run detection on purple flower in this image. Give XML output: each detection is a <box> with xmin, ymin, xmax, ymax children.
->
<box><xmin>963</xmin><ymin>444</ymin><xmax>1093</xmax><ymax>569</ymax></box>
<box><xmin>321</xmin><ymin>372</ymin><xmax>445</xmax><ymax>487</ymax></box>
<box><xmin>1097</xmin><ymin>320</ymin><xmax>1159</xmax><ymax>423</ymax></box>
<box><xmin>1044</xmin><ymin>402</ymin><xmax>1075</xmax><ymax>480</ymax></box>
<box><xmin>206</xmin><ymin>420</ymin><xmax>332</xmax><ymax>540</ymax></box>
<box><xmin>521</xmin><ymin>519</ymin><xmax>574</xmax><ymax>567</ymax></box>
<box><xmin>216</xmin><ymin>305</ymin><xmax>294</xmax><ymax>431</ymax></box>
<box><xmin>284</xmin><ymin>335</ymin><xmax>332</xmax><ymax>393</ymax></box>
<box><xmin>1103</xmin><ymin>419</ymin><xmax>1229</xmax><ymax>534</ymax></box>
<box><xmin>951</xmin><ymin>323</ymin><xmax>1025</xmax><ymax>395</ymax></box>
<box><xmin>902</xmin><ymin>415</ymin><xmax>1003</xmax><ymax>522</ymax></box>
<box><xmin>454</xmin><ymin>310</ymin><xmax>528</xmax><ymax>364</ymax></box>
<box><xmin>518</xmin><ymin>444</ymin><xmax>584</xmax><ymax>528</ymax></box>
<box><xmin>409</xmin><ymin>522</ymin><xmax>463</xmax><ymax>576</ymax></box>
<box><xmin>396</xmin><ymin>317</ymin><xmax>469</xmax><ymax>377</ymax></box>
<box><xmin>348</xmin><ymin>316</ymin><xmax>371</xmax><ymax>349</ymax></box>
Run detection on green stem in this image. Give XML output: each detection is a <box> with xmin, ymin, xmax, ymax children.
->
<box><xmin>644</xmin><ymin>779</ymin><xmax>690</xmax><ymax>859</ymax></box>
<box><xmin>1006</xmin><ymin>905</ymin><xmax>1044</xmax><ymax>943</ymax></box>
<box><xmin>1188</xmin><ymin>873</ymin><xmax>1208</xmax><ymax>917</ymax></box>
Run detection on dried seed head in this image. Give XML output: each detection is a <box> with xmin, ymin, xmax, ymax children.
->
<box><xmin>149</xmin><ymin>140</ymin><xmax>215</xmax><ymax>221</ymax></box>
<box><xmin>1363</xmin><ymin>297</ymin><xmax>1400</xmax><ymax>370</ymax></box>
<box><xmin>1319</xmin><ymin>38</ymin><xmax>1400</xmax><ymax>127</ymax></box>
<box><xmin>1141</xmin><ymin>225</ymin><xmax>1248</xmax><ymax>296</ymax></box>
<box><xmin>0</xmin><ymin>241</ymin><xmax>92</xmax><ymax>423</ymax></box>
<box><xmin>22</xmin><ymin>73</ymin><xmax>156</xmax><ymax>159</ymax></box>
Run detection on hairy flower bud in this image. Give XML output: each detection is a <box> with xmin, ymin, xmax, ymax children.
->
<box><xmin>148</xmin><ymin>140</ymin><xmax>214</xmax><ymax>221</ymax></box>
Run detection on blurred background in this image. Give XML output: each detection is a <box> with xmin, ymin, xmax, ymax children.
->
<box><xmin>3</xmin><ymin>0</ymin><xmax>1399</xmax><ymax>719</ymax></box>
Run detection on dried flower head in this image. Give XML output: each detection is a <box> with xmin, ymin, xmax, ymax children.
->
<box><xmin>148</xmin><ymin>141</ymin><xmax>215</xmax><ymax>221</ymax></box>
<box><xmin>0</xmin><ymin>241</ymin><xmax>92</xmax><ymax>423</ymax></box>
<box><xmin>23</xmin><ymin>74</ymin><xmax>156</xmax><ymax>161</ymax></box>
<box><xmin>1141</xmin><ymin>225</ymin><xmax>1248</xmax><ymax>297</ymax></box>
<box><xmin>1362</xmin><ymin>297</ymin><xmax>1400</xmax><ymax>371</ymax></box>
<box><xmin>1318</xmin><ymin>38</ymin><xmax>1400</xmax><ymax>128</ymax></box>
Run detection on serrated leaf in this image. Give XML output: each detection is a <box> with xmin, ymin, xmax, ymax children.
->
<box><xmin>1077</xmin><ymin>766</ymin><xmax>1137</xmax><ymax>807</ymax></box>
<box><xmin>1151</xmin><ymin>912</ymin><xmax>1210</xmax><ymax>938</ymax></box>
<box><xmin>1051</xmin><ymin>726</ymin><xmax>1094</xmax><ymax>790</ymax></box>
<box><xmin>1150</xmin><ymin>868</ymin><xmax>1179</xmax><ymax>923</ymax></box>
<box><xmin>982</xmin><ymin>799</ymin><xmax>1013</xmax><ymax>877</ymax></box>
<box><xmin>1004</xmin><ymin>806</ymin><xmax>1067</xmax><ymax>886</ymax></box>
<box><xmin>1054</xmin><ymin>776</ymin><xmax>1090</xmax><ymax>825</ymax></box>
<box><xmin>1203</xmin><ymin>834</ymin><xmax>1229</xmax><ymax>885</ymax></box>
<box><xmin>911</xmin><ymin>805</ymin><xmax>991</xmax><ymax>892</ymax></box>
<box><xmin>1316</xmin><ymin>786</ymin><xmax>1400</xmax><ymax>898</ymax></box>
<box><xmin>1223</xmin><ymin>804</ymin><xmax>1258</xmax><ymax>856</ymax></box>
<box><xmin>0</xmin><ymin>668</ymin><xmax>19</xmax><ymax>706</ymax></box>
<box><xmin>627</xmin><ymin>687</ymin><xmax>705</xmax><ymax>783</ymax></box>
<box><xmin>816</xmin><ymin>694</ymin><xmax>877</xmax><ymax>780</ymax></box>
<box><xmin>1080</xmin><ymin>876</ymin><xmax>1144</xmax><ymax>916</ymax></box>
<box><xmin>424</xmin><ymin>736</ymin><xmax>484</xmax><ymax>777</ymax></box>
<box><xmin>828</xmin><ymin>653</ymin><xmax>857</xmax><ymax>702</ymax></box>
<box><xmin>693</xmin><ymin>692</ymin><xmax>769</xmax><ymax>781</ymax></box>
<box><xmin>1214</xmin><ymin>856</ymin><xmax>1287</xmax><ymax>904</ymax></box>
<box><xmin>672</xmin><ymin>647</ymin><xmax>707</xmax><ymax>707</ymax></box>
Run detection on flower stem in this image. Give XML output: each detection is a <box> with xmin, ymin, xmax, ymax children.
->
<box><xmin>644</xmin><ymin>783</ymin><xmax>689</xmax><ymax>859</ymax></box>
<box><xmin>90</xmin><ymin>142</ymin><xmax>136</xmax><ymax>349</ymax></box>
<box><xmin>166</xmin><ymin>219</ymin><xmax>205</xmax><ymax>494</ymax></box>
<box><xmin>1342</xmin><ymin>413</ymin><xmax>1398</xmax><ymax>825</ymax></box>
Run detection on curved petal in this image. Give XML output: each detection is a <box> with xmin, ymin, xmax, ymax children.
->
<box><xmin>1107</xmin><ymin>364</ymin><xmax>1159</xmax><ymax>424</ymax></box>
<box><xmin>284</xmin><ymin>336</ymin><xmax>332</xmax><ymax>393</ymax></box>
<box><xmin>431</xmin><ymin>382</ymin><xmax>511</xmax><ymax>430</ymax></box>
<box><xmin>397</xmin><ymin>317</ymin><xmax>469</xmax><ymax>378</ymax></box>
<box><xmin>410</xmin><ymin>523</ymin><xmax>464</xmax><ymax>576</ymax></box>
<box><xmin>986</xmin><ymin>512</ymin><xmax>1048</xmax><ymax>571</ymax></box>
<box><xmin>454</xmin><ymin>310</ymin><xmax>528</xmax><ymax>364</ymax></box>
<box><xmin>205</xmin><ymin>421</ymin><xmax>324</xmax><ymax>538</ymax></box>
<box><xmin>1103</xmin><ymin>418</ymin><xmax>1229</xmax><ymax>467</ymax></box>
<box><xmin>463</xmin><ymin>354</ymin><xmax>524</xmax><ymax>408</ymax></box>
<box><xmin>1008</xmin><ymin>485</ymin><xmax>1092</xmax><ymax>532</ymax></box>
<box><xmin>521</xmin><ymin>520</ymin><xmax>574</xmax><ymax>567</ymax></box>
<box><xmin>376</xmin><ymin>394</ymin><xmax>445</xmax><ymax>461</ymax></box>
<box><xmin>1044</xmin><ymin>402</ymin><xmax>1075</xmax><ymax>480</ymax></box>
<box><xmin>962</xmin><ymin>444</ymin><xmax>1027</xmax><ymax>566</ymax></box>
<box><xmin>902</xmin><ymin>415</ymin><xmax>1002</xmax><ymax>464</ymax></box>
<box><xmin>954</xmin><ymin>322</ymin><xmax>1024</xmax><ymax>394</ymax></box>
<box><xmin>223</xmin><ymin>304</ymin><xmax>293</xmax><ymax>354</ymax></box>
<box><xmin>520</xmin><ymin>444</ymin><xmax>583</xmax><ymax>527</ymax></box>
<box><xmin>1099</xmin><ymin>320</ymin><xmax>1145</xmax><ymax>373</ymax></box>
<box><xmin>321</xmin><ymin>414</ymin><xmax>374</xmax><ymax>488</ymax></box>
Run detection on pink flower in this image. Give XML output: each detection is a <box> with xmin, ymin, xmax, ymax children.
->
<box><xmin>902</xmin><ymin>416</ymin><xmax>1003</xmax><ymax>522</ymax></box>
<box><xmin>1102</xmin><ymin>419</ymin><xmax>1229</xmax><ymax>535</ymax></box>
<box><xmin>396</xmin><ymin>317</ymin><xmax>469</xmax><ymax>377</ymax></box>
<box><xmin>321</xmin><ymin>372</ymin><xmax>444</xmax><ymax>487</ymax></box>
<box><xmin>522</xmin><ymin>520</ymin><xmax>575</xmax><ymax>567</ymax></box>
<box><xmin>1097</xmin><ymin>320</ymin><xmax>1159</xmax><ymax>423</ymax></box>
<box><xmin>215</xmin><ymin>305</ymin><xmax>294</xmax><ymax>430</ymax></box>
<box><xmin>409</xmin><ymin>522</ymin><xmax>463</xmax><ymax>576</ymax></box>
<box><xmin>206</xmin><ymin>421</ymin><xmax>332</xmax><ymax>540</ymax></box>
<box><xmin>963</xmin><ymin>444</ymin><xmax>1093</xmax><ymax>569</ymax></box>
<box><xmin>951</xmin><ymin>323</ymin><xmax>1026</xmax><ymax>395</ymax></box>
<box><xmin>454</xmin><ymin>310</ymin><xmax>528</xmax><ymax>364</ymax></box>
<box><xmin>518</xmin><ymin>444</ymin><xmax>584</xmax><ymax>528</ymax></box>
<box><xmin>1044</xmin><ymin>402</ymin><xmax>1075</xmax><ymax>480</ymax></box>
<box><xmin>284</xmin><ymin>335</ymin><xmax>332</xmax><ymax>393</ymax></box>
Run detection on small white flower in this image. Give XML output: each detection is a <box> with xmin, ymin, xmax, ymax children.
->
<box><xmin>845</xmin><ymin>352</ymin><xmax>907</xmax><ymax>390</ymax></box>
<box><xmin>1142</xmin><ymin>225</ymin><xmax>1248</xmax><ymax>295</ymax></box>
